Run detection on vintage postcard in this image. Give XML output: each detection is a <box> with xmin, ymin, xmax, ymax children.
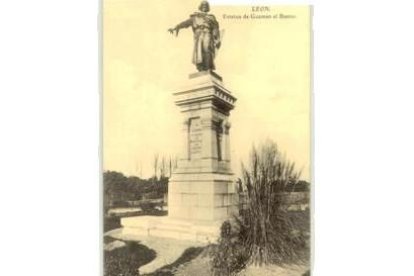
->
<box><xmin>103</xmin><ymin>1</ymin><xmax>311</xmax><ymax>275</ymax></box>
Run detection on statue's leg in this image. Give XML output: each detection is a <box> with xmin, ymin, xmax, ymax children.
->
<box><xmin>201</xmin><ymin>32</ymin><xmax>214</xmax><ymax>71</ymax></box>
<box><xmin>193</xmin><ymin>31</ymin><xmax>204</xmax><ymax>71</ymax></box>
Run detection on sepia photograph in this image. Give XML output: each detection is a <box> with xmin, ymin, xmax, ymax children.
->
<box><xmin>3</xmin><ymin>0</ymin><xmax>414</xmax><ymax>276</ymax></box>
<box><xmin>103</xmin><ymin>1</ymin><xmax>311</xmax><ymax>275</ymax></box>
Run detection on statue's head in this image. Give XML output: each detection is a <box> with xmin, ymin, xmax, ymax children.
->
<box><xmin>198</xmin><ymin>1</ymin><xmax>210</xmax><ymax>13</ymax></box>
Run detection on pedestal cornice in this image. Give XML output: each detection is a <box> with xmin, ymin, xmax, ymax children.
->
<box><xmin>173</xmin><ymin>72</ymin><xmax>237</xmax><ymax>114</ymax></box>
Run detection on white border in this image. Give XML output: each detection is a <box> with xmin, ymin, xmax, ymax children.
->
<box><xmin>1</xmin><ymin>0</ymin><xmax>414</xmax><ymax>275</ymax></box>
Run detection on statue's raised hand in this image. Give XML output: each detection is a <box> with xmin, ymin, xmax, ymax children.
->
<box><xmin>168</xmin><ymin>27</ymin><xmax>179</xmax><ymax>36</ymax></box>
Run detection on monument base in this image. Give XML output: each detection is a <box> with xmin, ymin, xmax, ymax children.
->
<box><xmin>120</xmin><ymin>215</ymin><xmax>226</xmax><ymax>243</ymax></box>
<box><xmin>120</xmin><ymin>71</ymin><xmax>238</xmax><ymax>244</ymax></box>
<box><xmin>168</xmin><ymin>172</ymin><xmax>238</xmax><ymax>222</ymax></box>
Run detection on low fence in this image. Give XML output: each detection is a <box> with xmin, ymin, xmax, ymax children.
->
<box><xmin>238</xmin><ymin>191</ymin><xmax>310</xmax><ymax>212</ymax></box>
<box><xmin>106</xmin><ymin>198</ymin><xmax>166</xmax><ymax>217</ymax></box>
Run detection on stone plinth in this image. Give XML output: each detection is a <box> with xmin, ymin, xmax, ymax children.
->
<box><xmin>121</xmin><ymin>216</ymin><xmax>223</xmax><ymax>243</ymax></box>
<box><xmin>168</xmin><ymin>71</ymin><xmax>237</xmax><ymax>224</ymax></box>
<box><xmin>121</xmin><ymin>71</ymin><xmax>238</xmax><ymax>243</ymax></box>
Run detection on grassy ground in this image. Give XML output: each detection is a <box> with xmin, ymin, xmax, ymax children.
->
<box><xmin>103</xmin><ymin>209</ymin><xmax>310</xmax><ymax>276</ymax></box>
<box><xmin>104</xmin><ymin>235</ymin><xmax>310</xmax><ymax>276</ymax></box>
<box><xmin>103</xmin><ymin>209</ymin><xmax>168</xmax><ymax>276</ymax></box>
<box><xmin>144</xmin><ymin>247</ymin><xmax>206</xmax><ymax>276</ymax></box>
<box><xmin>171</xmin><ymin>250</ymin><xmax>311</xmax><ymax>276</ymax></box>
<box><xmin>104</xmin><ymin>216</ymin><xmax>121</xmax><ymax>232</ymax></box>
<box><xmin>104</xmin><ymin>239</ymin><xmax>156</xmax><ymax>276</ymax></box>
<box><xmin>173</xmin><ymin>209</ymin><xmax>311</xmax><ymax>276</ymax></box>
<box><xmin>104</xmin><ymin>209</ymin><xmax>204</xmax><ymax>276</ymax></box>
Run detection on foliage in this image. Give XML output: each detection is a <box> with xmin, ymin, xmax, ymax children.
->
<box><xmin>103</xmin><ymin>171</ymin><xmax>168</xmax><ymax>212</ymax></box>
<box><xmin>104</xmin><ymin>216</ymin><xmax>121</xmax><ymax>232</ymax></box>
<box><xmin>104</xmin><ymin>241</ymin><xmax>156</xmax><ymax>276</ymax></box>
<box><xmin>286</xmin><ymin>180</ymin><xmax>311</xmax><ymax>192</ymax></box>
<box><xmin>236</xmin><ymin>140</ymin><xmax>307</xmax><ymax>265</ymax></box>
<box><xmin>211</xmin><ymin>140</ymin><xmax>310</xmax><ymax>275</ymax></box>
<box><xmin>210</xmin><ymin>221</ymin><xmax>249</xmax><ymax>276</ymax></box>
<box><xmin>138</xmin><ymin>200</ymin><xmax>157</xmax><ymax>213</ymax></box>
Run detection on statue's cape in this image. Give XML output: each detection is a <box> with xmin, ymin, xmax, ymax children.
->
<box><xmin>190</xmin><ymin>12</ymin><xmax>217</xmax><ymax>22</ymax></box>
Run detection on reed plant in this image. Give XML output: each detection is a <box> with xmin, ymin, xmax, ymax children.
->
<box><xmin>236</xmin><ymin>140</ymin><xmax>305</xmax><ymax>265</ymax></box>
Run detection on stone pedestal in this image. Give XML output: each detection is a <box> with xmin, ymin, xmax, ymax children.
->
<box><xmin>168</xmin><ymin>71</ymin><xmax>238</xmax><ymax>224</ymax></box>
<box><xmin>121</xmin><ymin>71</ymin><xmax>237</xmax><ymax>243</ymax></box>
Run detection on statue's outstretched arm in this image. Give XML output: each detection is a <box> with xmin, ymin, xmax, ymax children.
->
<box><xmin>168</xmin><ymin>18</ymin><xmax>192</xmax><ymax>36</ymax></box>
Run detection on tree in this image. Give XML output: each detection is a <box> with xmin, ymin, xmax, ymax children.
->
<box><xmin>103</xmin><ymin>171</ymin><xmax>128</xmax><ymax>212</ymax></box>
<box><xmin>153</xmin><ymin>154</ymin><xmax>159</xmax><ymax>180</ymax></box>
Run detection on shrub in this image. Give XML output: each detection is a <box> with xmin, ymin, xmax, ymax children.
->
<box><xmin>104</xmin><ymin>241</ymin><xmax>155</xmax><ymax>276</ymax></box>
<box><xmin>104</xmin><ymin>216</ymin><xmax>121</xmax><ymax>232</ymax></box>
<box><xmin>210</xmin><ymin>221</ymin><xmax>248</xmax><ymax>276</ymax></box>
<box><xmin>138</xmin><ymin>200</ymin><xmax>157</xmax><ymax>213</ymax></box>
<box><xmin>236</xmin><ymin>140</ymin><xmax>306</xmax><ymax>265</ymax></box>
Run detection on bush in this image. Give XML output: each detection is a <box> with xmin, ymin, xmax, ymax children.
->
<box><xmin>236</xmin><ymin>140</ymin><xmax>306</xmax><ymax>265</ymax></box>
<box><xmin>138</xmin><ymin>200</ymin><xmax>157</xmax><ymax>213</ymax></box>
<box><xmin>210</xmin><ymin>221</ymin><xmax>248</xmax><ymax>276</ymax></box>
<box><xmin>104</xmin><ymin>241</ymin><xmax>156</xmax><ymax>276</ymax></box>
<box><xmin>104</xmin><ymin>216</ymin><xmax>121</xmax><ymax>232</ymax></box>
<box><xmin>103</xmin><ymin>170</ymin><xmax>169</xmax><ymax>211</ymax></box>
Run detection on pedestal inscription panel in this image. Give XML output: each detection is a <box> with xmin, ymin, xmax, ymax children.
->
<box><xmin>189</xmin><ymin>117</ymin><xmax>202</xmax><ymax>160</ymax></box>
<box><xmin>169</xmin><ymin>72</ymin><xmax>237</xmax><ymax>224</ymax></box>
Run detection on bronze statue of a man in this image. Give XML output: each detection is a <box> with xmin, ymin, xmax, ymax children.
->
<box><xmin>168</xmin><ymin>1</ymin><xmax>221</xmax><ymax>72</ymax></box>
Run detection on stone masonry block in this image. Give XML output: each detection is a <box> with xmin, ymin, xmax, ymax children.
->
<box><xmin>191</xmin><ymin>182</ymin><xmax>214</xmax><ymax>194</ymax></box>
<box><xmin>181</xmin><ymin>193</ymin><xmax>198</xmax><ymax>207</ymax></box>
<box><xmin>227</xmin><ymin>182</ymin><xmax>236</xmax><ymax>193</ymax></box>
<box><xmin>168</xmin><ymin>193</ymin><xmax>182</xmax><ymax>207</ymax></box>
<box><xmin>197</xmin><ymin>194</ymin><xmax>214</xmax><ymax>207</ymax></box>
<box><xmin>192</xmin><ymin>206</ymin><xmax>215</xmax><ymax>221</ymax></box>
<box><xmin>213</xmin><ymin>207</ymin><xmax>229</xmax><ymax>220</ymax></box>
<box><xmin>222</xmin><ymin>194</ymin><xmax>230</xmax><ymax>206</ymax></box>
<box><xmin>213</xmin><ymin>181</ymin><xmax>231</xmax><ymax>193</ymax></box>
<box><xmin>214</xmin><ymin>194</ymin><xmax>224</xmax><ymax>207</ymax></box>
<box><xmin>170</xmin><ymin>204</ymin><xmax>191</xmax><ymax>220</ymax></box>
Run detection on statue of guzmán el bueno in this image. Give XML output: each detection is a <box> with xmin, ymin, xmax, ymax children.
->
<box><xmin>121</xmin><ymin>1</ymin><xmax>238</xmax><ymax>243</ymax></box>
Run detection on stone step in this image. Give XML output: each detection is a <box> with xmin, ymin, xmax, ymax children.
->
<box><xmin>120</xmin><ymin>216</ymin><xmax>222</xmax><ymax>243</ymax></box>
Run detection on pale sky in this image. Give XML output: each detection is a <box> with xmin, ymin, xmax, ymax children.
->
<box><xmin>103</xmin><ymin>1</ymin><xmax>311</xmax><ymax>181</ymax></box>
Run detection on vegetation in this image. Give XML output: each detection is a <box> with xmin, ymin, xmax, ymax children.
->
<box><xmin>104</xmin><ymin>155</ymin><xmax>177</xmax><ymax>213</ymax></box>
<box><xmin>104</xmin><ymin>240</ymin><xmax>156</xmax><ymax>276</ymax></box>
<box><xmin>103</xmin><ymin>168</ymin><xmax>170</xmax><ymax>235</ymax></box>
<box><xmin>236</xmin><ymin>140</ymin><xmax>307</xmax><ymax>265</ymax></box>
<box><xmin>286</xmin><ymin>180</ymin><xmax>311</xmax><ymax>192</ymax></box>
<box><xmin>103</xmin><ymin>142</ymin><xmax>310</xmax><ymax>275</ymax></box>
<box><xmin>147</xmin><ymin>247</ymin><xmax>205</xmax><ymax>276</ymax></box>
<box><xmin>103</xmin><ymin>171</ymin><xmax>168</xmax><ymax>213</ymax></box>
<box><xmin>104</xmin><ymin>216</ymin><xmax>121</xmax><ymax>232</ymax></box>
<box><xmin>210</xmin><ymin>221</ymin><xmax>248</xmax><ymax>276</ymax></box>
<box><xmin>211</xmin><ymin>140</ymin><xmax>310</xmax><ymax>275</ymax></box>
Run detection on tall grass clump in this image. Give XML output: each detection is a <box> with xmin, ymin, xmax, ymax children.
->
<box><xmin>236</xmin><ymin>140</ymin><xmax>306</xmax><ymax>265</ymax></box>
